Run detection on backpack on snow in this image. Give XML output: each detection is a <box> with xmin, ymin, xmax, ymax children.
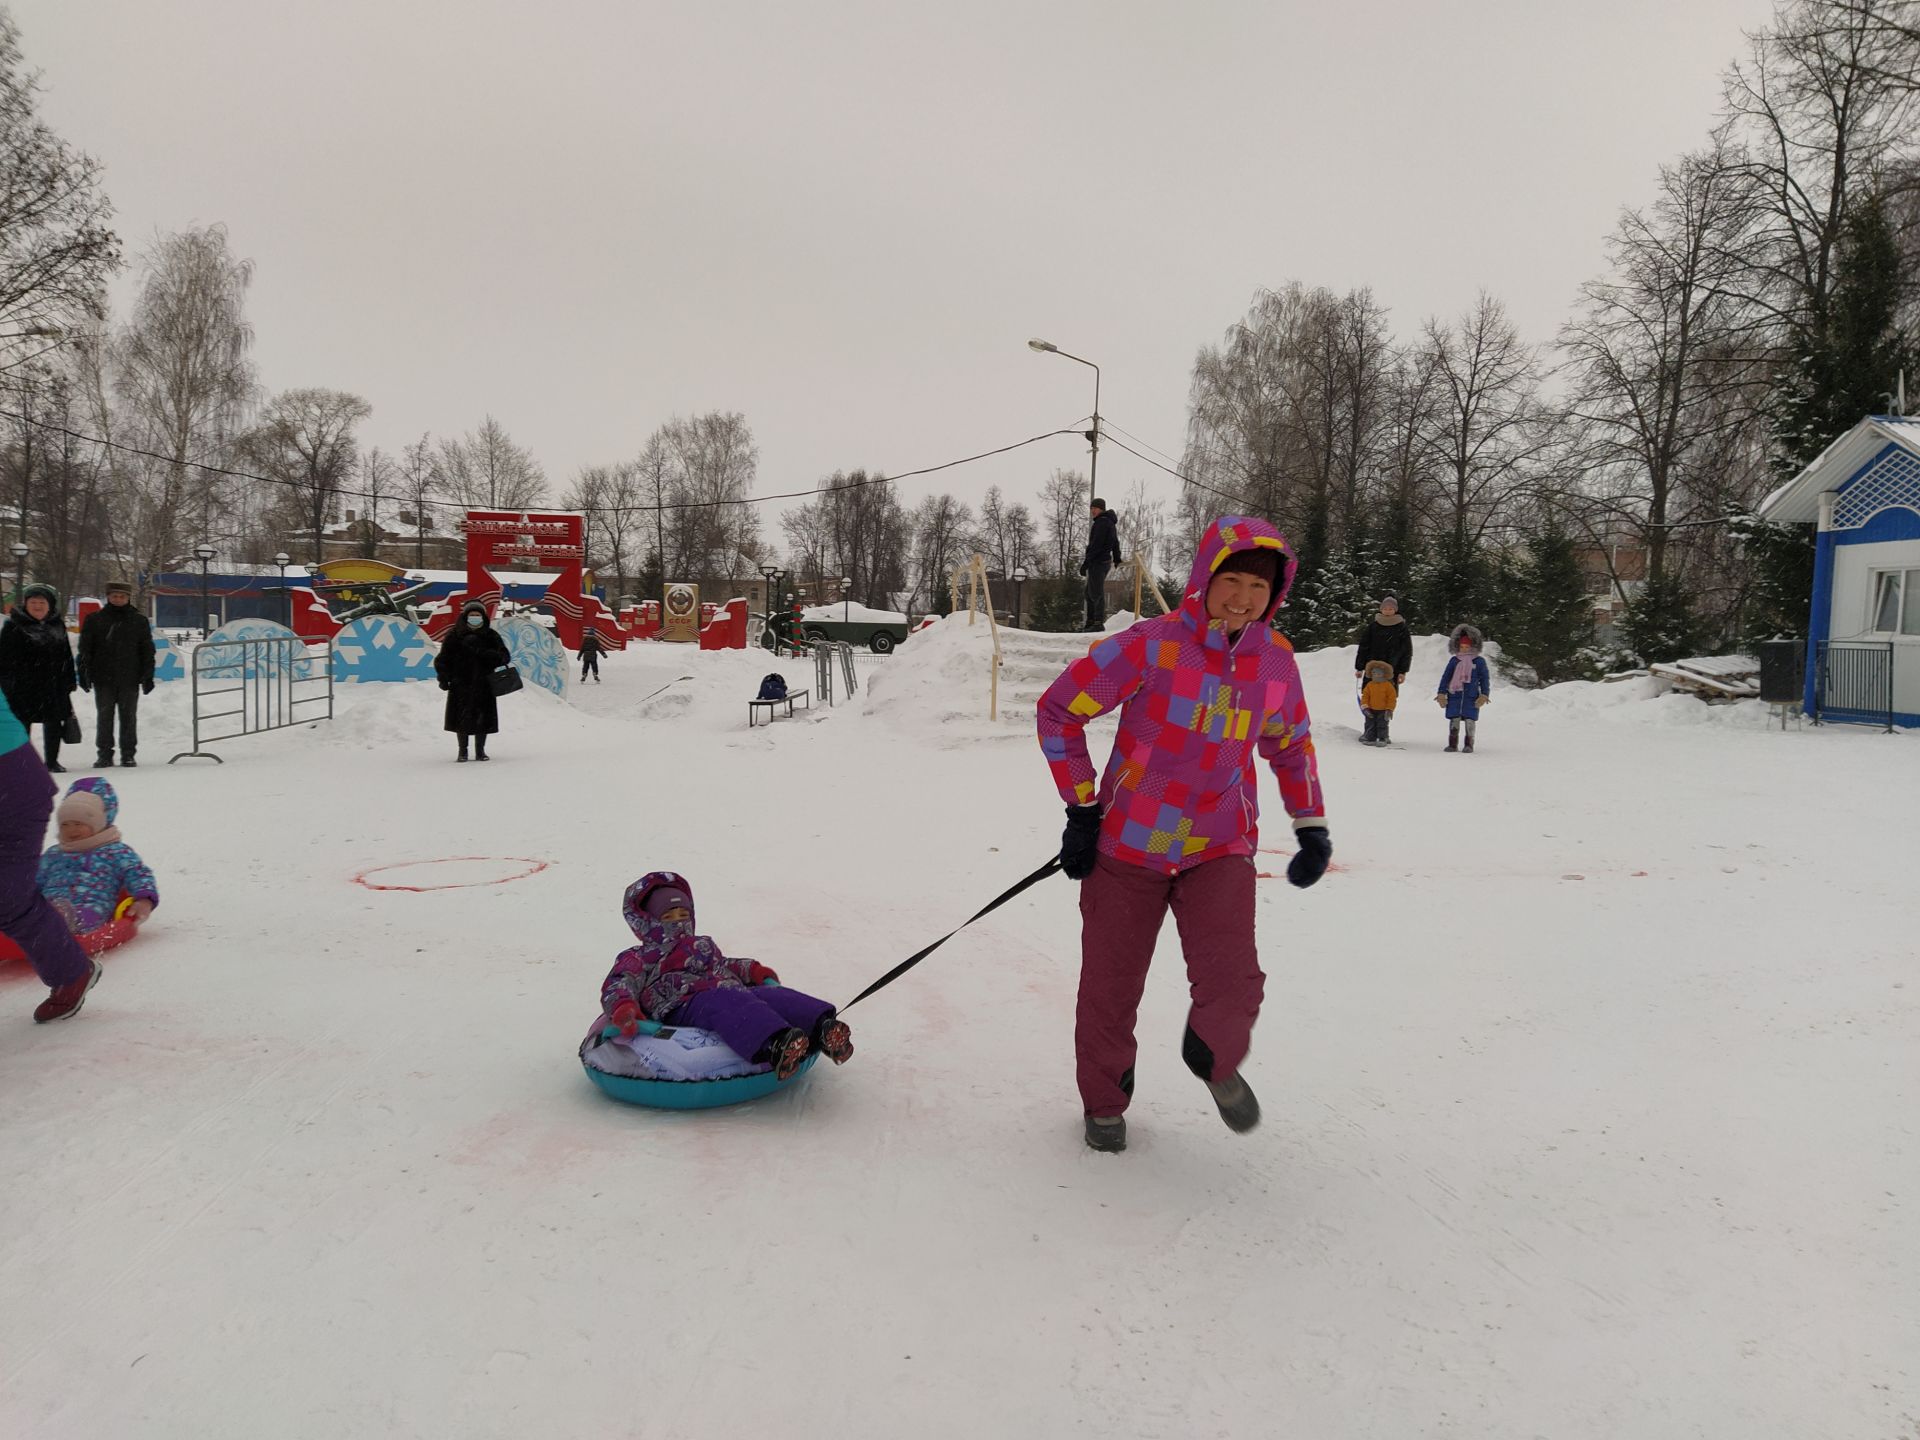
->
<box><xmin>756</xmin><ymin>673</ymin><xmax>789</xmax><ymax>702</ymax></box>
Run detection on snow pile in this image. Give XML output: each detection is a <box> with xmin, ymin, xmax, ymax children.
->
<box><xmin>863</xmin><ymin>614</ymin><xmax>1099</xmax><ymax>740</ymax></box>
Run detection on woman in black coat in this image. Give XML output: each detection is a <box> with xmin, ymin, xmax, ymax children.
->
<box><xmin>0</xmin><ymin>583</ymin><xmax>77</xmax><ymax>772</ymax></box>
<box><xmin>433</xmin><ymin>600</ymin><xmax>511</xmax><ymax>762</ymax></box>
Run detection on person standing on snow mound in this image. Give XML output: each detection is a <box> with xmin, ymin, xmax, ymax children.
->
<box><xmin>433</xmin><ymin>600</ymin><xmax>511</xmax><ymax>763</ymax></box>
<box><xmin>1037</xmin><ymin>516</ymin><xmax>1332</xmax><ymax>1155</ymax></box>
<box><xmin>1351</xmin><ymin>593</ymin><xmax>1412</xmax><ymax>744</ymax></box>
<box><xmin>597</xmin><ymin>872</ymin><xmax>854</xmax><ymax>1081</ymax></box>
<box><xmin>1079</xmin><ymin>498</ymin><xmax>1124</xmax><ymax>631</ymax></box>
<box><xmin>0</xmin><ymin>687</ymin><xmax>102</xmax><ymax>1022</ymax></box>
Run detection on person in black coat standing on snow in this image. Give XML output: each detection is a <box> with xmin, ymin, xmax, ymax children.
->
<box><xmin>1352</xmin><ymin>593</ymin><xmax>1413</xmax><ymax>734</ymax></box>
<box><xmin>76</xmin><ymin>580</ymin><xmax>156</xmax><ymax>768</ymax></box>
<box><xmin>0</xmin><ymin>583</ymin><xmax>77</xmax><ymax>772</ymax></box>
<box><xmin>579</xmin><ymin>626</ymin><xmax>605</xmax><ymax>683</ymax></box>
<box><xmin>1079</xmin><ymin>499</ymin><xmax>1124</xmax><ymax>631</ymax></box>
<box><xmin>434</xmin><ymin>600</ymin><xmax>511</xmax><ymax>762</ymax></box>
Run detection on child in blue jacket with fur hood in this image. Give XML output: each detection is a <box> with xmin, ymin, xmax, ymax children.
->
<box><xmin>1434</xmin><ymin>624</ymin><xmax>1491</xmax><ymax>752</ymax></box>
<box><xmin>38</xmin><ymin>776</ymin><xmax>159</xmax><ymax>935</ymax></box>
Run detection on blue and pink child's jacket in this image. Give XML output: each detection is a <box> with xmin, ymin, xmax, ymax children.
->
<box><xmin>37</xmin><ymin>777</ymin><xmax>159</xmax><ymax>932</ymax></box>
<box><xmin>1036</xmin><ymin>516</ymin><xmax>1327</xmax><ymax>876</ymax></box>
<box><xmin>599</xmin><ymin>871</ymin><xmax>776</xmax><ymax>1021</ymax></box>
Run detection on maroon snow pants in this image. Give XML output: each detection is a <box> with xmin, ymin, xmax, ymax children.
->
<box><xmin>1076</xmin><ymin>851</ymin><xmax>1264</xmax><ymax>1118</ymax></box>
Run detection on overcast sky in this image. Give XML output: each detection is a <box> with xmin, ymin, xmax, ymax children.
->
<box><xmin>19</xmin><ymin>0</ymin><xmax>1777</xmax><ymax>546</ymax></box>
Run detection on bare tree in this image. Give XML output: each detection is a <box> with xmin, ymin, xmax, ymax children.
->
<box><xmin>113</xmin><ymin>225</ymin><xmax>256</xmax><ymax>573</ymax></box>
<box><xmin>0</xmin><ymin>13</ymin><xmax>118</xmax><ymax>375</ymax></box>
<box><xmin>1119</xmin><ymin>479</ymin><xmax>1171</xmax><ymax>582</ymax></box>
<box><xmin>564</xmin><ymin>461</ymin><xmax>645</xmax><ymax>598</ymax></box>
<box><xmin>655</xmin><ymin>412</ymin><xmax>759</xmax><ymax>586</ymax></box>
<box><xmin>435</xmin><ymin>415</ymin><xmax>546</xmax><ymax>510</ymax></box>
<box><xmin>969</xmin><ymin>485</ymin><xmax>1036</xmax><ymax>575</ymax></box>
<box><xmin>359</xmin><ymin>447</ymin><xmax>393</xmax><ymax>557</ymax></box>
<box><xmin>239</xmin><ymin>388</ymin><xmax>371</xmax><ymax>565</ymax></box>
<box><xmin>780</xmin><ymin>470</ymin><xmax>909</xmax><ymax>606</ymax></box>
<box><xmin>909</xmin><ymin>492</ymin><xmax>974</xmax><ymax>612</ymax></box>
<box><xmin>1038</xmin><ymin>468</ymin><xmax>1085</xmax><ymax>576</ymax></box>
<box><xmin>398</xmin><ymin>433</ymin><xmax>435</xmax><ymax>568</ymax></box>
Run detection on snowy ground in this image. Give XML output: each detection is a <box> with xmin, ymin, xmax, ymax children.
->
<box><xmin>3</xmin><ymin>620</ymin><xmax>1914</xmax><ymax>1440</ymax></box>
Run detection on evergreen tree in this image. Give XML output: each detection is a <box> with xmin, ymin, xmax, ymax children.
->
<box><xmin>1496</xmin><ymin>528</ymin><xmax>1598</xmax><ymax>684</ymax></box>
<box><xmin>1026</xmin><ymin>578</ymin><xmax>1083</xmax><ymax>632</ymax></box>
<box><xmin>1728</xmin><ymin>509</ymin><xmax>1816</xmax><ymax>644</ymax></box>
<box><xmin>1620</xmin><ymin>574</ymin><xmax>1705</xmax><ymax>665</ymax></box>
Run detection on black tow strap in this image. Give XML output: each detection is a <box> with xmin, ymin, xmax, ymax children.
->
<box><xmin>841</xmin><ymin>857</ymin><xmax>1063</xmax><ymax>1010</ymax></box>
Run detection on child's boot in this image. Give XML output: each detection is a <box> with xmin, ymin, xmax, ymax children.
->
<box><xmin>34</xmin><ymin>959</ymin><xmax>103</xmax><ymax>1024</ymax></box>
<box><xmin>812</xmin><ymin>1016</ymin><xmax>854</xmax><ymax>1065</ymax></box>
<box><xmin>762</xmin><ymin>1027</ymin><xmax>811</xmax><ymax>1081</ymax></box>
<box><xmin>1084</xmin><ymin>1114</ymin><xmax>1127</xmax><ymax>1153</ymax></box>
<box><xmin>1445</xmin><ymin>722</ymin><xmax>1459</xmax><ymax>752</ymax></box>
<box><xmin>1463</xmin><ymin>720</ymin><xmax>1476</xmax><ymax>754</ymax></box>
<box><xmin>1378</xmin><ymin>712</ymin><xmax>1392</xmax><ymax>746</ymax></box>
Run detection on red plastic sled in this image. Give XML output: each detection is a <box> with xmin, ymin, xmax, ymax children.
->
<box><xmin>0</xmin><ymin>897</ymin><xmax>140</xmax><ymax>965</ymax></box>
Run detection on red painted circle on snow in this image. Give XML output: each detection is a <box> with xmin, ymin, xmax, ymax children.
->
<box><xmin>353</xmin><ymin>857</ymin><xmax>551</xmax><ymax>893</ymax></box>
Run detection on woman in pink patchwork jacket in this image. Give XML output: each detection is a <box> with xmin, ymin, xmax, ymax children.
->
<box><xmin>1036</xmin><ymin>515</ymin><xmax>1332</xmax><ymax>1154</ymax></box>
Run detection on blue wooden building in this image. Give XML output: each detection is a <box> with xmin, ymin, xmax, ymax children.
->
<box><xmin>1758</xmin><ymin>415</ymin><xmax>1920</xmax><ymax>727</ymax></box>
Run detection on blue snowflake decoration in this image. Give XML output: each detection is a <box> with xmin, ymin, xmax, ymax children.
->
<box><xmin>152</xmin><ymin>632</ymin><xmax>186</xmax><ymax>683</ymax></box>
<box><xmin>497</xmin><ymin>616</ymin><xmax>569</xmax><ymax>697</ymax></box>
<box><xmin>330</xmin><ymin>616</ymin><xmax>437</xmax><ymax>683</ymax></box>
<box><xmin>197</xmin><ymin>618</ymin><xmax>320</xmax><ymax>680</ymax></box>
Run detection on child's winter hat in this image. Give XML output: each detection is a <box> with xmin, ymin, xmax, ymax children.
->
<box><xmin>643</xmin><ymin>885</ymin><xmax>691</xmax><ymax>919</ymax></box>
<box><xmin>57</xmin><ymin>776</ymin><xmax>118</xmax><ymax>832</ymax></box>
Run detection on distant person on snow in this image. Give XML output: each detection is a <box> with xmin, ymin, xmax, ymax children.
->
<box><xmin>0</xmin><ymin>687</ymin><xmax>101</xmax><ymax>1022</ymax></box>
<box><xmin>0</xmin><ymin>582</ymin><xmax>78</xmax><ymax>773</ymax></box>
<box><xmin>39</xmin><ymin>776</ymin><xmax>159</xmax><ymax>939</ymax></box>
<box><xmin>433</xmin><ymin>600</ymin><xmax>511</xmax><ymax>763</ymax></box>
<box><xmin>77</xmin><ymin>580</ymin><xmax>156</xmax><ymax>768</ymax></box>
<box><xmin>1435</xmin><ymin>623</ymin><xmax>1491</xmax><ymax>753</ymax></box>
<box><xmin>1358</xmin><ymin>660</ymin><xmax>1400</xmax><ymax>746</ymax></box>
<box><xmin>597</xmin><ymin>871</ymin><xmax>854</xmax><ymax>1081</ymax></box>
<box><xmin>1079</xmin><ymin>499</ymin><xmax>1124</xmax><ymax>631</ymax></box>
<box><xmin>1037</xmin><ymin>515</ymin><xmax>1332</xmax><ymax>1155</ymax></box>
<box><xmin>1351</xmin><ymin>593</ymin><xmax>1412</xmax><ymax>744</ymax></box>
<box><xmin>580</xmin><ymin>627</ymin><xmax>605</xmax><ymax>684</ymax></box>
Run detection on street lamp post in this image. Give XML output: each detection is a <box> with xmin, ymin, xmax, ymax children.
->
<box><xmin>1028</xmin><ymin>338</ymin><xmax>1101</xmax><ymax>508</ymax></box>
<box><xmin>841</xmin><ymin>576</ymin><xmax>852</xmax><ymax>623</ymax></box>
<box><xmin>274</xmin><ymin>551</ymin><xmax>292</xmax><ymax>629</ymax></box>
<box><xmin>194</xmin><ymin>543</ymin><xmax>216</xmax><ymax>637</ymax></box>
<box><xmin>9</xmin><ymin>541</ymin><xmax>26</xmax><ymax>603</ymax></box>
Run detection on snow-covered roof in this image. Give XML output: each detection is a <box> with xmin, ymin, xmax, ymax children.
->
<box><xmin>1757</xmin><ymin>416</ymin><xmax>1920</xmax><ymax>523</ymax></box>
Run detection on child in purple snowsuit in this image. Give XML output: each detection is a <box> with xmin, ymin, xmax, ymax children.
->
<box><xmin>0</xmin><ymin>688</ymin><xmax>99</xmax><ymax>1022</ymax></box>
<box><xmin>598</xmin><ymin>871</ymin><xmax>853</xmax><ymax>1081</ymax></box>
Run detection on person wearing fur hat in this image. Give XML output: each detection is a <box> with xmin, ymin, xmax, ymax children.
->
<box><xmin>0</xmin><ymin>582</ymin><xmax>78</xmax><ymax>772</ymax></box>
<box><xmin>597</xmin><ymin>871</ymin><xmax>853</xmax><ymax>1081</ymax></box>
<box><xmin>433</xmin><ymin>600</ymin><xmax>512</xmax><ymax>762</ymax></box>
<box><xmin>77</xmin><ymin>580</ymin><xmax>156</xmax><ymax>767</ymax></box>
<box><xmin>1351</xmin><ymin>594</ymin><xmax>1412</xmax><ymax>744</ymax></box>
<box><xmin>1037</xmin><ymin>516</ymin><xmax>1331</xmax><ymax>1154</ymax></box>
<box><xmin>38</xmin><ymin>776</ymin><xmax>159</xmax><ymax>938</ymax></box>
<box><xmin>1434</xmin><ymin>623</ymin><xmax>1491</xmax><ymax>752</ymax></box>
<box><xmin>0</xmin><ymin>687</ymin><xmax>100</xmax><ymax>1022</ymax></box>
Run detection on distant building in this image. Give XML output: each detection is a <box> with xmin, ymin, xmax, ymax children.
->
<box><xmin>1571</xmin><ymin>540</ymin><xmax>1648</xmax><ymax>627</ymax></box>
<box><xmin>286</xmin><ymin>510</ymin><xmax>467</xmax><ymax>569</ymax></box>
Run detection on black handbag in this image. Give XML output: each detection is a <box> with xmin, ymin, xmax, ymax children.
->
<box><xmin>63</xmin><ymin>706</ymin><xmax>82</xmax><ymax>745</ymax></box>
<box><xmin>489</xmin><ymin>665</ymin><xmax>524</xmax><ymax>698</ymax></box>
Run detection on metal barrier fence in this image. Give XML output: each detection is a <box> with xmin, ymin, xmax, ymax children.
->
<box><xmin>814</xmin><ymin>641</ymin><xmax>859</xmax><ymax>705</ymax></box>
<box><xmin>169</xmin><ymin>636</ymin><xmax>335</xmax><ymax>763</ymax></box>
<box><xmin>1813</xmin><ymin>640</ymin><xmax>1895</xmax><ymax>731</ymax></box>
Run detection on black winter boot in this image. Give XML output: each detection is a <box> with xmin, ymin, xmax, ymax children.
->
<box><xmin>1207</xmin><ymin>1073</ymin><xmax>1262</xmax><ymax>1133</ymax></box>
<box><xmin>456</xmin><ymin>735</ymin><xmax>469</xmax><ymax>762</ymax></box>
<box><xmin>1084</xmin><ymin>1115</ymin><xmax>1127</xmax><ymax>1153</ymax></box>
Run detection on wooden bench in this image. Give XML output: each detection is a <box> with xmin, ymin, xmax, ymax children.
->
<box><xmin>748</xmin><ymin>689</ymin><xmax>811</xmax><ymax>726</ymax></box>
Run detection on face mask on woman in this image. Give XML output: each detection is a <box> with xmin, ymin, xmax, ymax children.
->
<box><xmin>466</xmin><ymin>614</ymin><xmax>483</xmax><ymax>629</ymax></box>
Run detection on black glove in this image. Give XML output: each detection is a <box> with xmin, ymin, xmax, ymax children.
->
<box><xmin>141</xmin><ymin>679</ymin><xmax>153</xmax><ymax>695</ymax></box>
<box><xmin>439</xmin><ymin>680</ymin><xmax>450</xmax><ymax>691</ymax></box>
<box><xmin>1059</xmin><ymin>804</ymin><xmax>1103</xmax><ymax>880</ymax></box>
<box><xmin>77</xmin><ymin>673</ymin><xmax>91</xmax><ymax>693</ymax></box>
<box><xmin>1287</xmin><ymin>827</ymin><xmax>1332</xmax><ymax>889</ymax></box>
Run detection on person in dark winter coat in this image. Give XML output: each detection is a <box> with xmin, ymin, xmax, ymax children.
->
<box><xmin>1435</xmin><ymin>623</ymin><xmax>1491</xmax><ymax>752</ymax></box>
<box><xmin>1352</xmin><ymin>593</ymin><xmax>1413</xmax><ymax>692</ymax></box>
<box><xmin>579</xmin><ymin>627</ymin><xmax>605</xmax><ymax>683</ymax></box>
<box><xmin>1079</xmin><ymin>500</ymin><xmax>1124</xmax><ymax>631</ymax></box>
<box><xmin>0</xmin><ymin>687</ymin><xmax>100</xmax><ymax>1022</ymax></box>
<box><xmin>433</xmin><ymin>600</ymin><xmax>511</xmax><ymax>762</ymax></box>
<box><xmin>0</xmin><ymin>583</ymin><xmax>77</xmax><ymax>772</ymax></box>
<box><xmin>598</xmin><ymin>871</ymin><xmax>854</xmax><ymax>1081</ymax></box>
<box><xmin>76</xmin><ymin>581</ymin><xmax>156</xmax><ymax>768</ymax></box>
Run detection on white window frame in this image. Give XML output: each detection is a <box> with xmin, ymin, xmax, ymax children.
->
<box><xmin>1866</xmin><ymin>567</ymin><xmax>1920</xmax><ymax>637</ymax></box>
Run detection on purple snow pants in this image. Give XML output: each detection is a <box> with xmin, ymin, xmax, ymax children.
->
<box><xmin>666</xmin><ymin>986</ymin><xmax>836</xmax><ymax>1064</ymax></box>
<box><xmin>1077</xmin><ymin>851</ymin><xmax>1264</xmax><ymax>1118</ymax></box>
<box><xmin>0</xmin><ymin>741</ymin><xmax>91</xmax><ymax>989</ymax></box>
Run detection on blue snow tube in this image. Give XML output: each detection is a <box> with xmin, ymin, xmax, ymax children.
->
<box><xmin>580</xmin><ymin>1017</ymin><xmax>819</xmax><ymax>1111</ymax></box>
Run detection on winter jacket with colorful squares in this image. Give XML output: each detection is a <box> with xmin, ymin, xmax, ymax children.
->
<box><xmin>599</xmin><ymin>871</ymin><xmax>777</xmax><ymax>1022</ymax></box>
<box><xmin>1036</xmin><ymin>515</ymin><xmax>1327</xmax><ymax>876</ymax></box>
<box><xmin>37</xmin><ymin>778</ymin><xmax>159</xmax><ymax>932</ymax></box>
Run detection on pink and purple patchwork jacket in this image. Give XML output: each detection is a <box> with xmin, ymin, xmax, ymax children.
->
<box><xmin>1036</xmin><ymin>515</ymin><xmax>1326</xmax><ymax>875</ymax></box>
<box><xmin>600</xmin><ymin>871</ymin><xmax>770</xmax><ymax>1021</ymax></box>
